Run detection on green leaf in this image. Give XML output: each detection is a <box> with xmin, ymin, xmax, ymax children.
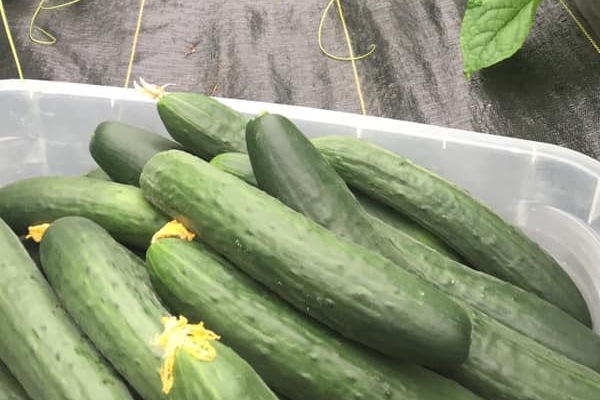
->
<box><xmin>460</xmin><ymin>0</ymin><xmax>544</xmax><ymax>78</ymax></box>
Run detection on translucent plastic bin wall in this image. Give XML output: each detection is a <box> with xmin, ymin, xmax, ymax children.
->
<box><xmin>2</xmin><ymin>79</ymin><xmax>600</xmax><ymax>330</ymax></box>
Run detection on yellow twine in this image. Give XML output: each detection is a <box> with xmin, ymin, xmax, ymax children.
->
<box><xmin>124</xmin><ymin>0</ymin><xmax>146</xmax><ymax>88</ymax></box>
<box><xmin>29</xmin><ymin>0</ymin><xmax>83</xmax><ymax>46</ymax></box>
<box><xmin>556</xmin><ymin>0</ymin><xmax>600</xmax><ymax>56</ymax></box>
<box><xmin>318</xmin><ymin>0</ymin><xmax>375</xmax><ymax>115</ymax></box>
<box><xmin>0</xmin><ymin>0</ymin><xmax>24</xmax><ymax>79</ymax></box>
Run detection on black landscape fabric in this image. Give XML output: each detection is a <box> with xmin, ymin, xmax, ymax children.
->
<box><xmin>1</xmin><ymin>0</ymin><xmax>599</xmax><ymax>158</ymax></box>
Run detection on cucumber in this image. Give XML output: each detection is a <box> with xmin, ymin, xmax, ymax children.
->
<box><xmin>246</xmin><ymin>113</ymin><xmax>384</xmax><ymax>251</ymax></box>
<box><xmin>0</xmin><ymin>218</ymin><xmax>134</xmax><ymax>400</ymax></box>
<box><xmin>312</xmin><ymin>135</ymin><xmax>591</xmax><ymax>326</ymax></box>
<box><xmin>0</xmin><ymin>176</ymin><xmax>170</xmax><ymax>248</ymax></box>
<box><xmin>39</xmin><ymin>216</ymin><xmax>278</xmax><ymax>400</ymax></box>
<box><xmin>245</xmin><ymin>114</ymin><xmax>600</xmax><ymax>372</ymax></box>
<box><xmin>209</xmin><ymin>151</ymin><xmax>462</xmax><ymax>260</ymax></box>
<box><xmin>89</xmin><ymin>121</ymin><xmax>183</xmax><ymax>186</ymax></box>
<box><xmin>0</xmin><ymin>362</ymin><xmax>29</xmax><ymax>400</ymax></box>
<box><xmin>140</xmin><ymin>149</ymin><xmax>472</xmax><ymax>368</ymax></box>
<box><xmin>446</xmin><ymin>308</ymin><xmax>600</xmax><ymax>400</ymax></box>
<box><xmin>209</xmin><ymin>152</ymin><xmax>257</xmax><ymax>186</ymax></box>
<box><xmin>157</xmin><ymin>92</ymin><xmax>248</xmax><ymax>159</ymax></box>
<box><xmin>84</xmin><ymin>167</ymin><xmax>113</xmax><ymax>181</ymax></box>
<box><xmin>147</xmin><ymin>238</ymin><xmax>483</xmax><ymax>400</ymax></box>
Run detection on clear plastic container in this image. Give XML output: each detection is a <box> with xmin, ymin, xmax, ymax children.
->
<box><xmin>2</xmin><ymin>78</ymin><xmax>600</xmax><ymax>331</ymax></box>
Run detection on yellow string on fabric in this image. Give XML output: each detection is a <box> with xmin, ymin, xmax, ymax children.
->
<box><xmin>0</xmin><ymin>0</ymin><xmax>24</xmax><ymax>79</ymax></box>
<box><xmin>556</xmin><ymin>0</ymin><xmax>600</xmax><ymax>56</ymax></box>
<box><xmin>318</xmin><ymin>0</ymin><xmax>375</xmax><ymax>115</ymax></box>
<box><xmin>124</xmin><ymin>0</ymin><xmax>147</xmax><ymax>88</ymax></box>
<box><xmin>29</xmin><ymin>0</ymin><xmax>83</xmax><ymax>45</ymax></box>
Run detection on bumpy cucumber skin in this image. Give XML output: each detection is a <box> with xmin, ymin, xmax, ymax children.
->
<box><xmin>157</xmin><ymin>93</ymin><xmax>248</xmax><ymax>159</ymax></box>
<box><xmin>446</xmin><ymin>308</ymin><xmax>600</xmax><ymax>400</ymax></box>
<box><xmin>313</xmin><ymin>136</ymin><xmax>591</xmax><ymax>326</ymax></box>
<box><xmin>0</xmin><ymin>362</ymin><xmax>29</xmax><ymax>400</ymax></box>
<box><xmin>84</xmin><ymin>167</ymin><xmax>113</xmax><ymax>181</ymax></box>
<box><xmin>40</xmin><ymin>216</ymin><xmax>167</xmax><ymax>400</ymax></box>
<box><xmin>373</xmin><ymin>218</ymin><xmax>600</xmax><ymax>372</ymax></box>
<box><xmin>140</xmin><ymin>150</ymin><xmax>471</xmax><ymax>368</ymax></box>
<box><xmin>210</xmin><ymin>151</ymin><xmax>463</xmax><ymax>260</ymax></box>
<box><xmin>0</xmin><ymin>176</ymin><xmax>170</xmax><ymax>249</ymax></box>
<box><xmin>147</xmin><ymin>239</ymin><xmax>483</xmax><ymax>400</ymax></box>
<box><xmin>90</xmin><ymin>121</ymin><xmax>183</xmax><ymax>186</ymax></box>
<box><xmin>40</xmin><ymin>216</ymin><xmax>277</xmax><ymax>400</ymax></box>
<box><xmin>0</xmin><ymin>218</ymin><xmax>134</xmax><ymax>400</ymax></box>
<box><xmin>168</xmin><ymin>346</ymin><xmax>278</xmax><ymax>400</ymax></box>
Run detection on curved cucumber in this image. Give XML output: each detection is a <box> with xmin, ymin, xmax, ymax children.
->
<box><xmin>0</xmin><ymin>218</ymin><xmax>134</xmax><ymax>400</ymax></box>
<box><xmin>209</xmin><ymin>151</ymin><xmax>462</xmax><ymax>261</ymax></box>
<box><xmin>140</xmin><ymin>150</ymin><xmax>472</xmax><ymax>368</ymax></box>
<box><xmin>147</xmin><ymin>238</ymin><xmax>483</xmax><ymax>400</ymax></box>
<box><xmin>0</xmin><ymin>176</ymin><xmax>170</xmax><ymax>249</ymax></box>
<box><xmin>157</xmin><ymin>92</ymin><xmax>248</xmax><ymax>159</ymax></box>
<box><xmin>40</xmin><ymin>216</ymin><xmax>277</xmax><ymax>400</ymax></box>
<box><xmin>244</xmin><ymin>113</ymin><xmax>600</xmax><ymax>372</ymax></box>
<box><xmin>0</xmin><ymin>362</ymin><xmax>29</xmax><ymax>400</ymax></box>
<box><xmin>312</xmin><ymin>135</ymin><xmax>591</xmax><ymax>326</ymax></box>
<box><xmin>89</xmin><ymin>121</ymin><xmax>183</xmax><ymax>186</ymax></box>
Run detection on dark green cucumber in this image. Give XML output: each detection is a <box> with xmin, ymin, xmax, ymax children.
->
<box><xmin>0</xmin><ymin>218</ymin><xmax>134</xmax><ymax>400</ymax></box>
<box><xmin>40</xmin><ymin>216</ymin><xmax>278</xmax><ymax>400</ymax></box>
<box><xmin>84</xmin><ymin>167</ymin><xmax>113</xmax><ymax>181</ymax></box>
<box><xmin>0</xmin><ymin>176</ymin><xmax>170</xmax><ymax>248</ymax></box>
<box><xmin>313</xmin><ymin>135</ymin><xmax>591</xmax><ymax>326</ymax></box>
<box><xmin>446</xmin><ymin>308</ymin><xmax>600</xmax><ymax>400</ymax></box>
<box><xmin>209</xmin><ymin>151</ymin><xmax>462</xmax><ymax>260</ymax></box>
<box><xmin>147</xmin><ymin>238</ymin><xmax>483</xmax><ymax>400</ymax></box>
<box><xmin>246</xmin><ymin>113</ymin><xmax>384</xmax><ymax>251</ymax></box>
<box><xmin>245</xmin><ymin>114</ymin><xmax>600</xmax><ymax>372</ymax></box>
<box><xmin>89</xmin><ymin>121</ymin><xmax>183</xmax><ymax>186</ymax></box>
<box><xmin>209</xmin><ymin>152</ymin><xmax>257</xmax><ymax>186</ymax></box>
<box><xmin>19</xmin><ymin>237</ymin><xmax>41</xmax><ymax>269</ymax></box>
<box><xmin>0</xmin><ymin>362</ymin><xmax>29</xmax><ymax>400</ymax></box>
<box><xmin>140</xmin><ymin>150</ymin><xmax>472</xmax><ymax>368</ymax></box>
<box><xmin>157</xmin><ymin>92</ymin><xmax>248</xmax><ymax>159</ymax></box>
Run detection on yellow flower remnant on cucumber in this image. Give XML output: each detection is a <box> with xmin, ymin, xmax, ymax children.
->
<box><xmin>151</xmin><ymin>220</ymin><xmax>196</xmax><ymax>244</ymax></box>
<box><xmin>26</xmin><ymin>223</ymin><xmax>50</xmax><ymax>242</ymax></box>
<box><xmin>154</xmin><ymin>315</ymin><xmax>221</xmax><ymax>394</ymax></box>
<box><xmin>134</xmin><ymin>78</ymin><xmax>174</xmax><ymax>100</ymax></box>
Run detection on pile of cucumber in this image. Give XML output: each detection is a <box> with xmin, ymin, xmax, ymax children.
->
<box><xmin>0</xmin><ymin>91</ymin><xmax>599</xmax><ymax>400</ymax></box>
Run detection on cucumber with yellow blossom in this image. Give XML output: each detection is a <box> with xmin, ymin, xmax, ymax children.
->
<box><xmin>39</xmin><ymin>216</ymin><xmax>278</xmax><ymax>400</ymax></box>
<box><xmin>147</xmin><ymin>238</ymin><xmax>484</xmax><ymax>400</ymax></box>
<box><xmin>0</xmin><ymin>218</ymin><xmax>135</xmax><ymax>400</ymax></box>
<box><xmin>140</xmin><ymin>149</ymin><xmax>472</xmax><ymax>368</ymax></box>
